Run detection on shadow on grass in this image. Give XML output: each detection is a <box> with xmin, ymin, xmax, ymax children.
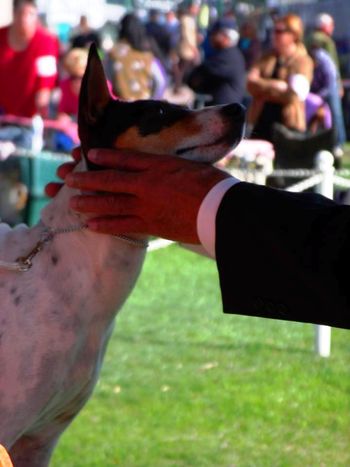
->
<box><xmin>116</xmin><ymin>333</ymin><xmax>311</xmax><ymax>356</ymax></box>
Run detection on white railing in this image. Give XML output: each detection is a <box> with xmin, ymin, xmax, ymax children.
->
<box><xmin>230</xmin><ymin>150</ymin><xmax>350</xmax><ymax>358</ymax></box>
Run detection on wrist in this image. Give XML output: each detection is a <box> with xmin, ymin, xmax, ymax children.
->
<box><xmin>197</xmin><ymin>176</ymin><xmax>241</xmax><ymax>257</ymax></box>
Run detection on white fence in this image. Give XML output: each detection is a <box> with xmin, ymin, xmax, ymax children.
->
<box><xmin>230</xmin><ymin>150</ymin><xmax>350</xmax><ymax>358</ymax></box>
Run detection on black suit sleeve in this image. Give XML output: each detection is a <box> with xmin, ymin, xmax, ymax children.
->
<box><xmin>215</xmin><ymin>182</ymin><xmax>350</xmax><ymax>329</ymax></box>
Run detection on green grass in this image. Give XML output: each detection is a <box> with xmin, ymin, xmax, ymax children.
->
<box><xmin>342</xmin><ymin>142</ymin><xmax>350</xmax><ymax>169</ymax></box>
<box><xmin>51</xmin><ymin>246</ymin><xmax>350</xmax><ymax>467</ymax></box>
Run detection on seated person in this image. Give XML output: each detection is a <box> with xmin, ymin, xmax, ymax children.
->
<box><xmin>55</xmin><ymin>48</ymin><xmax>88</xmax><ymax>150</ymax></box>
<box><xmin>108</xmin><ymin>13</ymin><xmax>167</xmax><ymax>101</ymax></box>
<box><xmin>55</xmin><ymin>48</ymin><xmax>113</xmax><ymax>151</ymax></box>
<box><xmin>246</xmin><ymin>14</ymin><xmax>313</xmax><ymax>142</ymax></box>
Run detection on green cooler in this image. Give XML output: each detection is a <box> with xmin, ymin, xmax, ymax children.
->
<box><xmin>0</xmin><ymin>150</ymin><xmax>71</xmax><ymax>226</ymax></box>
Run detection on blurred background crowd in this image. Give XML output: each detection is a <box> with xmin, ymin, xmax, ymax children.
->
<box><xmin>1</xmin><ymin>0</ymin><xmax>350</xmax><ymax>168</ymax></box>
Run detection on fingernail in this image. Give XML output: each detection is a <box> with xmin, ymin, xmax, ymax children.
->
<box><xmin>88</xmin><ymin>149</ymin><xmax>98</xmax><ymax>161</ymax></box>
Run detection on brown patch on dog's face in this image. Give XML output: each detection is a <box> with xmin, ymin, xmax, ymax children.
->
<box><xmin>111</xmin><ymin>101</ymin><xmax>245</xmax><ymax>162</ymax></box>
<box><xmin>115</xmin><ymin>113</ymin><xmax>202</xmax><ymax>155</ymax></box>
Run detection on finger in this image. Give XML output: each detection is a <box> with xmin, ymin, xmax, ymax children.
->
<box><xmin>88</xmin><ymin>148</ymin><xmax>166</xmax><ymax>171</ymax></box>
<box><xmin>45</xmin><ymin>182</ymin><xmax>62</xmax><ymax>198</ymax></box>
<box><xmin>86</xmin><ymin>216</ymin><xmax>147</xmax><ymax>236</ymax></box>
<box><xmin>66</xmin><ymin>170</ymin><xmax>141</xmax><ymax>193</ymax></box>
<box><xmin>70</xmin><ymin>194</ymin><xmax>139</xmax><ymax>215</ymax></box>
<box><xmin>57</xmin><ymin>162</ymin><xmax>77</xmax><ymax>180</ymax></box>
<box><xmin>72</xmin><ymin>146</ymin><xmax>82</xmax><ymax>162</ymax></box>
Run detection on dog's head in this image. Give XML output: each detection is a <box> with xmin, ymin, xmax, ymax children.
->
<box><xmin>79</xmin><ymin>44</ymin><xmax>245</xmax><ymax>167</ymax></box>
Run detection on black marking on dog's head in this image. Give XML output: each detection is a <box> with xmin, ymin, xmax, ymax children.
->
<box><xmin>79</xmin><ymin>44</ymin><xmax>246</xmax><ymax>166</ymax></box>
<box><xmin>96</xmin><ymin>99</ymin><xmax>193</xmax><ymax>147</ymax></box>
<box><xmin>79</xmin><ymin>45</ymin><xmax>192</xmax><ymax>169</ymax></box>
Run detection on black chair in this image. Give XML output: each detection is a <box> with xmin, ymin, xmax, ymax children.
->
<box><xmin>267</xmin><ymin>123</ymin><xmax>335</xmax><ymax>188</ymax></box>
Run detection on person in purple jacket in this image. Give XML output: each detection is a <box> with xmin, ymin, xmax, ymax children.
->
<box><xmin>309</xmin><ymin>41</ymin><xmax>346</xmax><ymax>160</ymax></box>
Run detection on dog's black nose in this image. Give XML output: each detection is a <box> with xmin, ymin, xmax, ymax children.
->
<box><xmin>221</xmin><ymin>103</ymin><xmax>246</xmax><ymax>120</ymax></box>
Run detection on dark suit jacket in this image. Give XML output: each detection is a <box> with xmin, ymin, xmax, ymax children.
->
<box><xmin>216</xmin><ymin>183</ymin><xmax>350</xmax><ymax>329</ymax></box>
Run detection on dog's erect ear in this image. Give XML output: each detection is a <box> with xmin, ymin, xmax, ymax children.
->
<box><xmin>78</xmin><ymin>43</ymin><xmax>110</xmax><ymax>155</ymax></box>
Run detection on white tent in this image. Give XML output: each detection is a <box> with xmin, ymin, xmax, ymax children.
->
<box><xmin>36</xmin><ymin>0</ymin><xmax>126</xmax><ymax>30</ymax></box>
<box><xmin>0</xmin><ymin>0</ymin><xmax>13</xmax><ymax>28</ymax></box>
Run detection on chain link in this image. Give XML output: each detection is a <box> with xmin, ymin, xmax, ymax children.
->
<box><xmin>0</xmin><ymin>224</ymin><xmax>87</xmax><ymax>272</ymax></box>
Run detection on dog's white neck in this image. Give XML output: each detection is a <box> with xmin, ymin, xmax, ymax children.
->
<box><xmin>0</xmin><ymin>159</ymin><xmax>147</xmax><ymax>276</ymax></box>
<box><xmin>41</xmin><ymin>160</ymin><xmax>87</xmax><ymax>231</ymax></box>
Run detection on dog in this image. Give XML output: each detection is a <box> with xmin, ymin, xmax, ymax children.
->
<box><xmin>0</xmin><ymin>44</ymin><xmax>245</xmax><ymax>466</ymax></box>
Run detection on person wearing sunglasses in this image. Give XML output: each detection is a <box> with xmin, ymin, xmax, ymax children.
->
<box><xmin>246</xmin><ymin>13</ymin><xmax>313</xmax><ymax>142</ymax></box>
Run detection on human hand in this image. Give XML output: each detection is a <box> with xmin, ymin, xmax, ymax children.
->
<box><xmin>272</xmin><ymin>79</ymin><xmax>288</xmax><ymax>92</ymax></box>
<box><xmin>248</xmin><ymin>67</ymin><xmax>260</xmax><ymax>80</ymax></box>
<box><xmin>66</xmin><ymin>149</ymin><xmax>231</xmax><ymax>244</ymax></box>
<box><xmin>45</xmin><ymin>147</ymin><xmax>81</xmax><ymax>198</ymax></box>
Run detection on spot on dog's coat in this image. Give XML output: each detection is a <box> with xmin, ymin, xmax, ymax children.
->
<box><xmin>14</xmin><ymin>295</ymin><xmax>22</xmax><ymax>306</ymax></box>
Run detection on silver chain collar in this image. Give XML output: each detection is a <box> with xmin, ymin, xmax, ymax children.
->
<box><xmin>0</xmin><ymin>223</ymin><xmax>148</xmax><ymax>273</ymax></box>
<box><xmin>0</xmin><ymin>148</ymin><xmax>149</xmax><ymax>272</ymax></box>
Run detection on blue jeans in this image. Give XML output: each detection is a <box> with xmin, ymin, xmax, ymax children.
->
<box><xmin>327</xmin><ymin>83</ymin><xmax>346</xmax><ymax>146</ymax></box>
<box><xmin>0</xmin><ymin>125</ymin><xmax>33</xmax><ymax>149</ymax></box>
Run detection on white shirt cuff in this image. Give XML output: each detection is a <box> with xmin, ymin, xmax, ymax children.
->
<box><xmin>197</xmin><ymin>177</ymin><xmax>241</xmax><ymax>258</ymax></box>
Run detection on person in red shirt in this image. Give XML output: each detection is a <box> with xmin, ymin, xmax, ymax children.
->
<box><xmin>0</xmin><ymin>0</ymin><xmax>59</xmax><ymax>118</ymax></box>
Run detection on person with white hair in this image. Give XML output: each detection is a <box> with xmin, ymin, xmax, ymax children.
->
<box><xmin>187</xmin><ymin>17</ymin><xmax>246</xmax><ymax>105</ymax></box>
<box><xmin>310</xmin><ymin>13</ymin><xmax>340</xmax><ymax>77</ymax></box>
<box><xmin>308</xmin><ymin>12</ymin><xmax>346</xmax><ymax>158</ymax></box>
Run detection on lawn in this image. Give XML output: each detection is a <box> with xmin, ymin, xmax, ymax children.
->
<box><xmin>51</xmin><ymin>245</ymin><xmax>350</xmax><ymax>467</ymax></box>
<box><xmin>342</xmin><ymin>141</ymin><xmax>350</xmax><ymax>169</ymax></box>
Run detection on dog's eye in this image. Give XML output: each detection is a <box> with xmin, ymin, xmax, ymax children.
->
<box><xmin>147</xmin><ymin>106</ymin><xmax>165</xmax><ymax>119</ymax></box>
<box><xmin>145</xmin><ymin>105</ymin><xmax>165</xmax><ymax>119</ymax></box>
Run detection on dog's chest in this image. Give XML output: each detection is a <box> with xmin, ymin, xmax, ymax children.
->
<box><xmin>0</xmin><ymin>223</ymin><xmax>146</xmax><ymax>443</ymax></box>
